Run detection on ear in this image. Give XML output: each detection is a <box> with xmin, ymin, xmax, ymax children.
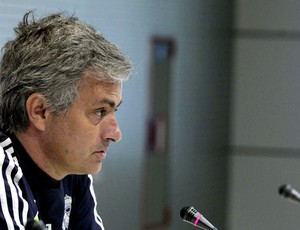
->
<box><xmin>26</xmin><ymin>93</ymin><xmax>49</xmax><ymax>132</ymax></box>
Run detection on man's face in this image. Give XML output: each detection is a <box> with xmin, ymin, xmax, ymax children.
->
<box><xmin>42</xmin><ymin>76</ymin><xmax>123</xmax><ymax>177</ymax></box>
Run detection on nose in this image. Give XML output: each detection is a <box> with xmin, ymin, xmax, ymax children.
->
<box><xmin>103</xmin><ymin>115</ymin><xmax>122</xmax><ymax>143</ymax></box>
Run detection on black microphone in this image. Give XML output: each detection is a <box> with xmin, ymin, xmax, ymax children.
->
<box><xmin>180</xmin><ymin>206</ymin><xmax>219</xmax><ymax>230</ymax></box>
<box><xmin>279</xmin><ymin>184</ymin><xmax>300</xmax><ymax>203</ymax></box>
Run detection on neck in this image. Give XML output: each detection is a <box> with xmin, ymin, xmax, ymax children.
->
<box><xmin>15</xmin><ymin>130</ymin><xmax>65</xmax><ymax>180</ymax></box>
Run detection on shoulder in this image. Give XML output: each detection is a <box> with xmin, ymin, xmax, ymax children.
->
<box><xmin>0</xmin><ymin>132</ymin><xmax>38</xmax><ymax>228</ymax></box>
<box><xmin>0</xmin><ymin>132</ymin><xmax>13</xmax><ymax>154</ymax></box>
<box><xmin>0</xmin><ymin>132</ymin><xmax>21</xmax><ymax>173</ymax></box>
<box><xmin>0</xmin><ymin>133</ymin><xmax>20</xmax><ymax>172</ymax></box>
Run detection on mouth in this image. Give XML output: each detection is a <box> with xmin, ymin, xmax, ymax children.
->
<box><xmin>94</xmin><ymin>150</ymin><xmax>107</xmax><ymax>160</ymax></box>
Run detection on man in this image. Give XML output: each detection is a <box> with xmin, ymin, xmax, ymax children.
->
<box><xmin>0</xmin><ymin>11</ymin><xmax>132</xmax><ymax>229</ymax></box>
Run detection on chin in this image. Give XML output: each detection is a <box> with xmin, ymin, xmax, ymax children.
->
<box><xmin>88</xmin><ymin>164</ymin><xmax>102</xmax><ymax>175</ymax></box>
<box><xmin>76</xmin><ymin>162</ymin><xmax>102</xmax><ymax>175</ymax></box>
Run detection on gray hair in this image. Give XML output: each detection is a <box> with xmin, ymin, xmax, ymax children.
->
<box><xmin>0</xmin><ymin>11</ymin><xmax>132</xmax><ymax>134</ymax></box>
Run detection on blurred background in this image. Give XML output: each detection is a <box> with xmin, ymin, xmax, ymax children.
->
<box><xmin>1</xmin><ymin>0</ymin><xmax>300</xmax><ymax>229</ymax></box>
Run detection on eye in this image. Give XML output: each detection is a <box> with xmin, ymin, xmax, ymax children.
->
<box><xmin>95</xmin><ymin>108</ymin><xmax>106</xmax><ymax>117</ymax></box>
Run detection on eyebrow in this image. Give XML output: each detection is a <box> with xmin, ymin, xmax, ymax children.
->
<box><xmin>102</xmin><ymin>98</ymin><xmax>122</xmax><ymax>109</ymax></box>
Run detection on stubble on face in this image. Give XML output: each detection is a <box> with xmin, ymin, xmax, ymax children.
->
<box><xmin>40</xmin><ymin>77</ymin><xmax>122</xmax><ymax>179</ymax></box>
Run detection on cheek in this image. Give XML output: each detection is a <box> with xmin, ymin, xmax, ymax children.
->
<box><xmin>51</xmin><ymin>125</ymin><xmax>72</xmax><ymax>153</ymax></box>
<box><xmin>67</xmin><ymin>124</ymin><xmax>99</xmax><ymax>151</ymax></box>
<box><xmin>47</xmin><ymin>118</ymin><xmax>79</xmax><ymax>151</ymax></box>
<box><xmin>48</xmin><ymin>112</ymin><xmax>100</xmax><ymax>153</ymax></box>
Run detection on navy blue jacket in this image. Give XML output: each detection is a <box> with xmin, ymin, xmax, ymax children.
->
<box><xmin>0</xmin><ymin>132</ymin><xmax>104</xmax><ymax>229</ymax></box>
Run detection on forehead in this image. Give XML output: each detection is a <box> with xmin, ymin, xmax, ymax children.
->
<box><xmin>80</xmin><ymin>75</ymin><xmax>121</xmax><ymax>89</ymax></box>
<box><xmin>78</xmin><ymin>76</ymin><xmax>122</xmax><ymax>103</ymax></box>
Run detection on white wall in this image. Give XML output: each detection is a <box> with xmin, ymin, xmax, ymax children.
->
<box><xmin>0</xmin><ymin>1</ymin><xmax>233</xmax><ymax>229</ymax></box>
<box><xmin>85</xmin><ymin>2</ymin><xmax>233</xmax><ymax>229</ymax></box>
<box><xmin>228</xmin><ymin>0</ymin><xmax>300</xmax><ymax>229</ymax></box>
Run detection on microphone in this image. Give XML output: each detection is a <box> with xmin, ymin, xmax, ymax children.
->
<box><xmin>180</xmin><ymin>206</ymin><xmax>219</xmax><ymax>230</ymax></box>
<box><xmin>25</xmin><ymin>220</ymin><xmax>47</xmax><ymax>230</ymax></box>
<box><xmin>279</xmin><ymin>184</ymin><xmax>300</xmax><ymax>203</ymax></box>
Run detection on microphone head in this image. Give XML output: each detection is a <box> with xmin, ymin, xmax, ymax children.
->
<box><xmin>279</xmin><ymin>184</ymin><xmax>300</xmax><ymax>204</ymax></box>
<box><xmin>180</xmin><ymin>206</ymin><xmax>218</xmax><ymax>230</ymax></box>
<box><xmin>279</xmin><ymin>184</ymin><xmax>292</xmax><ymax>197</ymax></box>
<box><xmin>180</xmin><ymin>206</ymin><xmax>191</xmax><ymax>219</ymax></box>
<box><xmin>180</xmin><ymin>206</ymin><xmax>189</xmax><ymax>219</ymax></box>
<box><xmin>180</xmin><ymin>206</ymin><xmax>200</xmax><ymax>222</ymax></box>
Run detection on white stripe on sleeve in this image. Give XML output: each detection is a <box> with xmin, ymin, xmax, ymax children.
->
<box><xmin>88</xmin><ymin>174</ymin><xmax>105</xmax><ymax>230</ymax></box>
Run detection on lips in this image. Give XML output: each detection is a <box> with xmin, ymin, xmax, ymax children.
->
<box><xmin>95</xmin><ymin>150</ymin><xmax>106</xmax><ymax>160</ymax></box>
